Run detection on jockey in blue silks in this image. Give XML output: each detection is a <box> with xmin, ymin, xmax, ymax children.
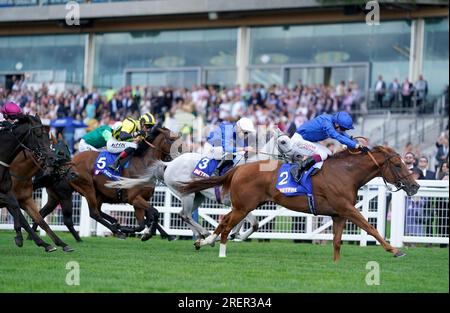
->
<box><xmin>204</xmin><ymin>117</ymin><xmax>256</xmax><ymax>175</ymax></box>
<box><xmin>288</xmin><ymin>111</ymin><xmax>369</xmax><ymax>182</ymax></box>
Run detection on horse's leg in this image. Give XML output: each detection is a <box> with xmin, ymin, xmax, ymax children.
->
<box><xmin>8</xmin><ymin>206</ymin><xmax>56</xmax><ymax>252</ymax></box>
<box><xmin>232</xmin><ymin>212</ymin><xmax>259</xmax><ymax>241</ymax></box>
<box><xmin>332</xmin><ymin>216</ymin><xmax>346</xmax><ymax>262</ymax></box>
<box><xmin>29</xmin><ymin>194</ymin><xmax>59</xmax><ymax>238</ymax></box>
<box><xmin>81</xmin><ymin>189</ymin><xmax>125</xmax><ymax>239</ymax></box>
<box><xmin>21</xmin><ymin>197</ymin><xmax>74</xmax><ymax>252</ymax></box>
<box><xmin>6</xmin><ymin>205</ymin><xmax>24</xmax><ymax>248</ymax></box>
<box><xmin>218</xmin><ymin>209</ymin><xmax>249</xmax><ymax>258</ymax></box>
<box><xmin>345</xmin><ymin>206</ymin><xmax>405</xmax><ymax>257</ymax></box>
<box><xmin>131</xmin><ymin>197</ymin><xmax>156</xmax><ymax>241</ymax></box>
<box><xmin>100</xmin><ymin>211</ymin><xmax>119</xmax><ymax>225</ymax></box>
<box><xmin>60</xmin><ymin>197</ymin><xmax>82</xmax><ymax>243</ymax></box>
<box><xmin>196</xmin><ymin>212</ymin><xmax>232</xmax><ymax>250</ymax></box>
<box><xmin>147</xmin><ymin>205</ymin><xmax>175</xmax><ymax>241</ymax></box>
<box><xmin>180</xmin><ymin>194</ymin><xmax>206</xmax><ymax>239</ymax></box>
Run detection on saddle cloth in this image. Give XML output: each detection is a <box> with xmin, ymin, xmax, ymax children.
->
<box><xmin>94</xmin><ymin>151</ymin><xmax>129</xmax><ymax>181</ymax></box>
<box><xmin>192</xmin><ymin>157</ymin><xmax>220</xmax><ymax>177</ymax></box>
<box><xmin>275</xmin><ymin>162</ymin><xmax>322</xmax><ymax>215</ymax></box>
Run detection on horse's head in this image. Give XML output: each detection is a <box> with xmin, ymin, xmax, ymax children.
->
<box><xmin>274</xmin><ymin>129</ymin><xmax>299</xmax><ymax>160</ymax></box>
<box><xmin>148</xmin><ymin>127</ymin><xmax>180</xmax><ymax>161</ymax></box>
<box><xmin>371</xmin><ymin>146</ymin><xmax>420</xmax><ymax>196</ymax></box>
<box><xmin>14</xmin><ymin>114</ymin><xmax>57</xmax><ymax>173</ymax></box>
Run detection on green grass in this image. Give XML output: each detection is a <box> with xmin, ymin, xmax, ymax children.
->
<box><xmin>0</xmin><ymin>231</ymin><xmax>448</xmax><ymax>292</ymax></box>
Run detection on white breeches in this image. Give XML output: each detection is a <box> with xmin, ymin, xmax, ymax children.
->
<box><xmin>106</xmin><ymin>137</ymin><xmax>138</xmax><ymax>154</ymax></box>
<box><xmin>78</xmin><ymin>139</ymin><xmax>99</xmax><ymax>152</ymax></box>
<box><xmin>289</xmin><ymin>133</ymin><xmax>332</xmax><ymax>161</ymax></box>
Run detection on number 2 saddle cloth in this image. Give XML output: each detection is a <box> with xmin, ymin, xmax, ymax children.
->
<box><xmin>275</xmin><ymin>163</ymin><xmax>323</xmax><ymax>215</ymax></box>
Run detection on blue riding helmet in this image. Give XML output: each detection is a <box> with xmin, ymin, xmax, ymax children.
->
<box><xmin>332</xmin><ymin>111</ymin><xmax>354</xmax><ymax>130</ymax></box>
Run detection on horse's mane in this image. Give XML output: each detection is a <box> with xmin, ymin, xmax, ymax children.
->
<box><xmin>134</xmin><ymin>127</ymin><xmax>174</xmax><ymax>157</ymax></box>
<box><xmin>329</xmin><ymin>145</ymin><xmax>395</xmax><ymax>160</ymax></box>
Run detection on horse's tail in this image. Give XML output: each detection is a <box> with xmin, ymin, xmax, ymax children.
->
<box><xmin>104</xmin><ymin>160</ymin><xmax>167</xmax><ymax>189</ymax></box>
<box><xmin>179</xmin><ymin>166</ymin><xmax>238</xmax><ymax>196</ymax></box>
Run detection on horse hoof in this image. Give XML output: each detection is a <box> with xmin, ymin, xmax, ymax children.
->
<box><xmin>167</xmin><ymin>235</ymin><xmax>177</xmax><ymax>242</ymax></box>
<box><xmin>45</xmin><ymin>246</ymin><xmax>57</xmax><ymax>253</ymax></box>
<box><xmin>194</xmin><ymin>241</ymin><xmax>201</xmax><ymax>250</ymax></box>
<box><xmin>116</xmin><ymin>232</ymin><xmax>127</xmax><ymax>240</ymax></box>
<box><xmin>141</xmin><ymin>233</ymin><xmax>153</xmax><ymax>242</ymax></box>
<box><xmin>14</xmin><ymin>237</ymin><xmax>23</xmax><ymax>248</ymax></box>
<box><xmin>394</xmin><ymin>251</ymin><xmax>406</xmax><ymax>258</ymax></box>
<box><xmin>76</xmin><ymin>239</ymin><xmax>83</xmax><ymax>243</ymax></box>
<box><xmin>63</xmin><ymin>246</ymin><xmax>75</xmax><ymax>253</ymax></box>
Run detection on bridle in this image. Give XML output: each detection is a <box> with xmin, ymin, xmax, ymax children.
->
<box><xmin>364</xmin><ymin>147</ymin><xmax>415</xmax><ymax>192</ymax></box>
<box><xmin>142</xmin><ymin>128</ymin><xmax>178</xmax><ymax>162</ymax></box>
<box><xmin>0</xmin><ymin>121</ymin><xmax>49</xmax><ymax>170</ymax></box>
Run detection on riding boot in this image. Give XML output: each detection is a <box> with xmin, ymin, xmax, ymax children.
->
<box><xmin>290</xmin><ymin>156</ymin><xmax>316</xmax><ymax>183</ymax></box>
<box><xmin>109</xmin><ymin>155</ymin><xmax>123</xmax><ymax>172</ymax></box>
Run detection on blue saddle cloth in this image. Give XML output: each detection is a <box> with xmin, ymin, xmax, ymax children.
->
<box><xmin>276</xmin><ymin>164</ymin><xmax>317</xmax><ymax>215</ymax></box>
<box><xmin>94</xmin><ymin>151</ymin><xmax>129</xmax><ymax>181</ymax></box>
<box><xmin>193</xmin><ymin>157</ymin><xmax>219</xmax><ymax>178</ymax></box>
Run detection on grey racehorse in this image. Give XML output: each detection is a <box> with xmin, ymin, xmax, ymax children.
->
<box><xmin>106</xmin><ymin>128</ymin><xmax>292</xmax><ymax>242</ymax></box>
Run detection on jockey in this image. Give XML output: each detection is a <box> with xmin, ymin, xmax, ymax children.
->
<box><xmin>289</xmin><ymin>111</ymin><xmax>369</xmax><ymax>182</ymax></box>
<box><xmin>78</xmin><ymin>124</ymin><xmax>112</xmax><ymax>152</ymax></box>
<box><xmin>108</xmin><ymin>113</ymin><xmax>156</xmax><ymax>171</ymax></box>
<box><xmin>1</xmin><ymin>101</ymin><xmax>23</xmax><ymax>122</ymax></box>
<box><xmin>204</xmin><ymin>117</ymin><xmax>256</xmax><ymax>175</ymax></box>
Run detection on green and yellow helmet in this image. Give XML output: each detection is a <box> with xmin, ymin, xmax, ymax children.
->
<box><xmin>140</xmin><ymin>113</ymin><xmax>156</xmax><ymax>127</ymax></box>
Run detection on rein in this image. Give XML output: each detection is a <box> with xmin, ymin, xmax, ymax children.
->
<box><xmin>365</xmin><ymin>148</ymin><xmax>414</xmax><ymax>192</ymax></box>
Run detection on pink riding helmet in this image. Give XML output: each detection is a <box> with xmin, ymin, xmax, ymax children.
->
<box><xmin>1</xmin><ymin>101</ymin><xmax>22</xmax><ymax>117</ymax></box>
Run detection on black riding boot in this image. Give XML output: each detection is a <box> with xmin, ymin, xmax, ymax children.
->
<box><xmin>290</xmin><ymin>156</ymin><xmax>316</xmax><ymax>183</ymax></box>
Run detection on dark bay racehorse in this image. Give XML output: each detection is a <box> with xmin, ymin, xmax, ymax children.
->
<box><xmin>180</xmin><ymin>146</ymin><xmax>420</xmax><ymax>261</ymax></box>
<box><xmin>33</xmin><ymin>128</ymin><xmax>178</xmax><ymax>240</ymax></box>
<box><xmin>0</xmin><ymin>115</ymin><xmax>56</xmax><ymax>249</ymax></box>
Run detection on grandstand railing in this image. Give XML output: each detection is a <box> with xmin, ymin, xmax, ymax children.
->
<box><xmin>0</xmin><ymin>179</ymin><xmax>448</xmax><ymax>247</ymax></box>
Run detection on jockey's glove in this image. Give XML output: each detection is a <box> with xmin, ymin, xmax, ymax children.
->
<box><xmin>133</xmin><ymin>130</ymin><xmax>146</xmax><ymax>137</ymax></box>
<box><xmin>360</xmin><ymin>146</ymin><xmax>370</xmax><ymax>154</ymax></box>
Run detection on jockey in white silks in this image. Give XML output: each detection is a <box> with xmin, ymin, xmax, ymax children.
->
<box><xmin>287</xmin><ymin>111</ymin><xmax>369</xmax><ymax>182</ymax></box>
<box><xmin>203</xmin><ymin>117</ymin><xmax>256</xmax><ymax>175</ymax></box>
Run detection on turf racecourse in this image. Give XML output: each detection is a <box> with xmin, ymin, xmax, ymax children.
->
<box><xmin>0</xmin><ymin>231</ymin><xmax>448</xmax><ymax>292</ymax></box>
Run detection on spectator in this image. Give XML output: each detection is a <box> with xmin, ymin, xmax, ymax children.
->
<box><xmin>374</xmin><ymin>75</ymin><xmax>386</xmax><ymax>108</ymax></box>
<box><xmin>435</xmin><ymin>134</ymin><xmax>449</xmax><ymax>172</ymax></box>
<box><xmin>403</xmin><ymin>152</ymin><xmax>417</xmax><ymax>170</ymax></box>
<box><xmin>416</xmin><ymin>156</ymin><xmax>435</xmax><ymax>180</ymax></box>
<box><xmin>387</xmin><ymin>78</ymin><xmax>400</xmax><ymax>107</ymax></box>
<box><xmin>414</xmin><ymin>74</ymin><xmax>428</xmax><ymax>111</ymax></box>
<box><xmin>437</xmin><ymin>161</ymin><xmax>449</xmax><ymax>180</ymax></box>
<box><xmin>401</xmin><ymin>78</ymin><xmax>414</xmax><ymax>109</ymax></box>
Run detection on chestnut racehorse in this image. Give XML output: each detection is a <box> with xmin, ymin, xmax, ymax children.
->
<box><xmin>180</xmin><ymin>146</ymin><xmax>420</xmax><ymax>261</ymax></box>
<box><xmin>33</xmin><ymin>128</ymin><xmax>178</xmax><ymax>240</ymax></box>
<box><xmin>10</xmin><ymin>148</ymin><xmax>75</xmax><ymax>252</ymax></box>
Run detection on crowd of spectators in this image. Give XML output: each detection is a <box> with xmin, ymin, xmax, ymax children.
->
<box><xmin>401</xmin><ymin>132</ymin><xmax>449</xmax><ymax>244</ymax></box>
<box><xmin>373</xmin><ymin>73</ymin><xmax>448</xmax><ymax>114</ymax></box>
<box><xmin>0</xmin><ymin>76</ymin><xmax>364</xmax><ymax>153</ymax></box>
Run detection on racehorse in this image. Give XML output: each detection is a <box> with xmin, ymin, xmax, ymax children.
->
<box><xmin>33</xmin><ymin>127</ymin><xmax>179</xmax><ymax>240</ymax></box>
<box><xmin>10</xmin><ymin>135</ymin><xmax>77</xmax><ymax>252</ymax></box>
<box><xmin>106</xmin><ymin>128</ymin><xmax>292</xmax><ymax>240</ymax></box>
<box><xmin>0</xmin><ymin>114</ymin><xmax>57</xmax><ymax>249</ymax></box>
<box><xmin>179</xmin><ymin>146</ymin><xmax>420</xmax><ymax>261</ymax></box>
